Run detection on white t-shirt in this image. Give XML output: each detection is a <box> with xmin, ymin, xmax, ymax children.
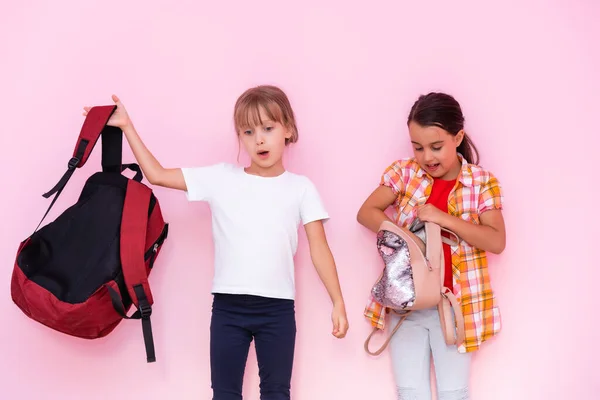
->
<box><xmin>181</xmin><ymin>163</ymin><xmax>329</xmax><ymax>300</ymax></box>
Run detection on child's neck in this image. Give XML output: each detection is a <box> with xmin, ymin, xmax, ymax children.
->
<box><xmin>244</xmin><ymin>161</ymin><xmax>286</xmax><ymax>178</ymax></box>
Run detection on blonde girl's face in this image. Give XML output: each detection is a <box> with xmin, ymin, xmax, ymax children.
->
<box><xmin>238</xmin><ymin>107</ymin><xmax>292</xmax><ymax>176</ymax></box>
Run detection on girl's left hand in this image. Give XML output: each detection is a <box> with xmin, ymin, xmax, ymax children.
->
<box><xmin>416</xmin><ymin>204</ymin><xmax>448</xmax><ymax>226</ymax></box>
<box><xmin>331</xmin><ymin>303</ymin><xmax>349</xmax><ymax>339</ymax></box>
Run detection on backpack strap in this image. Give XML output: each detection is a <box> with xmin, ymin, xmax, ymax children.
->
<box><xmin>118</xmin><ymin>179</ymin><xmax>156</xmax><ymax>362</ymax></box>
<box><xmin>441</xmin><ymin>287</ymin><xmax>465</xmax><ymax>345</ymax></box>
<box><xmin>36</xmin><ymin>105</ymin><xmax>121</xmax><ymax>232</ymax></box>
<box><xmin>364</xmin><ymin>310</ymin><xmax>411</xmax><ymax>356</ymax></box>
<box><xmin>107</xmin><ymin>180</ymin><xmax>156</xmax><ymax>362</ymax></box>
<box><xmin>441</xmin><ymin>228</ymin><xmax>460</xmax><ymax>247</ymax></box>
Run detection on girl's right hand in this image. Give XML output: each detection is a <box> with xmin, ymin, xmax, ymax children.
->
<box><xmin>83</xmin><ymin>94</ymin><xmax>132</xmax><ymax>130</ymax></box>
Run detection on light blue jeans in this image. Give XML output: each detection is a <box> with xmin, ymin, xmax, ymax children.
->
<box><xmin>389</xmin><ymin>308</ymin><xmax>471</xmax><ymax>400</ymax></box>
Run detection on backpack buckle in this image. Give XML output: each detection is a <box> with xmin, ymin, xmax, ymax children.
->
<box><xmin>138</xmin><ymin>301</ymin><xmax>152</xmax><ymax>319</ymax></box>
<box><xmin>68</xmin><ymin>157</ymin><xmax>80</xmax><ymax>170</ymax></box>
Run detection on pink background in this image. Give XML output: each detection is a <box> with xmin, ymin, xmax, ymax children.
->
<box><xmin>1</xmin><ymin>1</ymin><xmax>599</xmax><ymax>399</ymax></box>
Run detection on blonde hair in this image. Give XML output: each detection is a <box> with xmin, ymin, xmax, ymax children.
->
<box><xmin>233</xmin><ymin>85</ymin><xmax>299</xmax><ymax>145</ymax></box>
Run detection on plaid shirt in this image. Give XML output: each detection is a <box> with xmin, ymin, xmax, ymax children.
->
<box><xmin>364</xmin><ymin>155</ymin><xmax>504</xmax><ymax>353</ymax></box>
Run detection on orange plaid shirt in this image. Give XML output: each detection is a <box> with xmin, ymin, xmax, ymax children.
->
<box><xmin>364</xmin><ymin>155</ymin><xmax>504</xmax><ymax>353</ymax></box>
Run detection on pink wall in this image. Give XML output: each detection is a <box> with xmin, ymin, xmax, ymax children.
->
<box><xmin>1</xmin><ymin>1</ymin><xmax>598</xmax><ymax>399</ymax></box>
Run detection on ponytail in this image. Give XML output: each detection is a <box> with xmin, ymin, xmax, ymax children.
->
<box><xmin>458</xmin><ymin>132</ymin><xmax>480</xmax><ymax>165</ymax></box>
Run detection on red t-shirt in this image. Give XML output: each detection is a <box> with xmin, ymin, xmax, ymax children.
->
<box><xmin>425</xmin><ymin>178</ymin><xmax>456</xmax><ymax>290</ymax></box>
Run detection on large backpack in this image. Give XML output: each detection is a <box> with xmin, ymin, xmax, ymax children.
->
<box><xmin>11</xmin><ymin>105</ymin><xmax>169</xmax><ymax>363</ymax></box>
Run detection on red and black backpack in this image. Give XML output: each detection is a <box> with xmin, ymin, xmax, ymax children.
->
<box><xmin>11</xmin><ymin>105</ymin><xmax>168</xmax><ymax>363</ymax></box>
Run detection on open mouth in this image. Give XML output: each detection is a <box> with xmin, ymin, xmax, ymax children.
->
<box><xmin>257</xmin><ymin>150</ymin><xmax>270</xmax><ymax>159</ymax></box>
<box><xmin>426</xmin><ymin>163</ymin><xmax>440</xmax><ymax>171</ymax></box>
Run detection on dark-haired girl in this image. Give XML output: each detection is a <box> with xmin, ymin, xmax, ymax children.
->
<box><xmin>357</xmin><ymin>92</ymin><xmax>506</xmax><ymax>399</ymax></box>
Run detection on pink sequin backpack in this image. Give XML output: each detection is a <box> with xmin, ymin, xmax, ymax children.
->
<box><xmin>364</xmin><ymin>220</ymin><xmax>465</xmax><ymax>355</ymax></box>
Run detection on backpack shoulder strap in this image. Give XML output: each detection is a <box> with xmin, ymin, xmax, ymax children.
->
<box><xmin>119</xmin><ymin>179</ymin><xmax>156</xmax><ymax>362</ymax></box>
<box><xmin>71</xmin><ymin>105</ymin><xmax>119</xmax><ymax>169</ymax></box>
<box><xmin>440</xmin><ymin>287</ymin><xmax>466</xmax><ymax>346</ymax></box>
<box><xmin>441</xmin><ymin>227</ymin><xmax>460</xmax><ymax>247</ymax></box>
<box><xmin>43</xmin><ymin>105</ymin><xmax>117</xmax><ymax>197</ymax></box>
<box><xmin>35</xmin><ymin>105</ymin><xmax>119</xmax><ymax>232</ymax></box>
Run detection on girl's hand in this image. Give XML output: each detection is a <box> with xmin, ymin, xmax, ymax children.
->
<box><xmin>416</xmin><ymin>204</ymin><xmax>449</xmax><ymax>226</ymax></box>
<box><xmin>331</xmin><ymin>302</ymin><xmax>349</xmax><ymax>339</ymax></box>
<box><xmin>83</xmin><ymin>94</ymin><xmax>132</xmax><ymax>129</ymax></box>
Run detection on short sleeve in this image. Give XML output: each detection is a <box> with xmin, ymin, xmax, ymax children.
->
<box><xmin>478</xmin><ymin>173</ymin><xmax>504</xmax><ymax>214</ymax></box>
<box><xmin>181</xmin><ymin>163</ymin><xmax>226</xmax><ymax>202</ymax></box>
<box><xmin>380</xmin><ymin>161</ymin><xmax>405</xmax><ymax>195</ymax></box>
<box><xmin>300</xmin><ymin>178</ymin><xmax>330</xmax><ymax>225</ymax></box>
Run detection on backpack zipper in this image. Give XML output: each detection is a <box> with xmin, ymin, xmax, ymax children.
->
<box><xmin>144</xmin><ymin>224</ymin><xmax>169</xmax><ymax>261</ymax></box>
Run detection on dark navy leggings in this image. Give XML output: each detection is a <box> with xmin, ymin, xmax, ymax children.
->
<box><xmin>210</xmin><ymin>293</ymin><xmax>296</xmax><ymax>400</ymax></box>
